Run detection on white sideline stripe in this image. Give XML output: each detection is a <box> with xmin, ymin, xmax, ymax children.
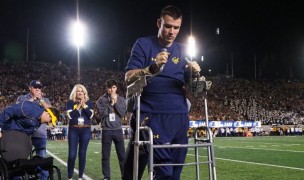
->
<box><xmin>215</xmin><ymin>145</ymin><xmax>304</xmax><ymax>153</ymax></box>
<box><xmin>90</xmin><ymin>142</ymin><xmax>101</xmax><ymax>145</ymax></box>
<box><xmin>47</xmin><ymin>150</ymin><xmax>93</xmax><ymax>180</ymax></box>
<box><xmin>187</xmin><ymin>154</ymin><xmax>304</xmax><ymax>171</ymax></box>
<box><xmin>220</xmin><ymin>138</ymin><xmax>302</xmax><ymax>146</ymax></box>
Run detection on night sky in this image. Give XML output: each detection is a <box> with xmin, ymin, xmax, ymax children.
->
<box><xmin>1</xmin><ymin>0</ymin><xmax>304</xmax><ymax>79</ymax></box>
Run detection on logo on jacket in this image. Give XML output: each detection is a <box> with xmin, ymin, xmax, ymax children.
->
<box><xmin>153</xmin><ymin>134</ymin><xmax>160</xmax><ymax>139</ymax></box>
<box><xmin>172</xmin><ymin>57</ymin><xmax>179</xmax><ymax>64</ymax></box>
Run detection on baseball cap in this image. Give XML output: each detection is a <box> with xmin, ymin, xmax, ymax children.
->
<box><xmin>30</xmin><ymin>80</ymin><xmax>43</xmax><ymax>88</ymax></box>
<box><xmin>46</xmin><ymin>107</ymin><xmax>59</xmax><ymax>127</ymax></box>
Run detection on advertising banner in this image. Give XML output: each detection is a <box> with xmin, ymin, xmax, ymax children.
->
<box><xmin>189</xmin><ymin>121</ymin><xmax>261</xmax><ymax>128</ymax></box>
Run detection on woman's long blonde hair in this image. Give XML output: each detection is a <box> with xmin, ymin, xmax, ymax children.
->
<box><xmin>69</xmin><ymin>84</ymin><xmax>90</xmax><ymax>102</ymax></box>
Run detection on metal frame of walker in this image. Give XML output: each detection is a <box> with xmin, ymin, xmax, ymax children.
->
<box><xmin>126</xmin><ymin>75</ymin><xmax>217</xmax><ymax>180</ymax></box>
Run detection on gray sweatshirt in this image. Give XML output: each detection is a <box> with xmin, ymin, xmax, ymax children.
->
<box><xmin>96</xmin><ymin>93</ymin><xmax>126</xmax><ymax>130</ymax></box>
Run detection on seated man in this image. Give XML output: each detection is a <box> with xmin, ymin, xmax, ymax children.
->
<box><xmin>0</xmin><ymin>101</ymin><xmax>59</xmax><ymax>137</ymax></box>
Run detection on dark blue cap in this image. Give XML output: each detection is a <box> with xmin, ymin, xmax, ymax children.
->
<box><xmin>30</xmin><ymin>80</ymin><xmax>43</xmax><ymax>88</ymax></box>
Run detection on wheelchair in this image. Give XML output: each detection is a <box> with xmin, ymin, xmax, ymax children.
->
<box><xmin>0</xmin><ymin>130</ymin><xmax>61</xmax><ymax>180</ymax></box>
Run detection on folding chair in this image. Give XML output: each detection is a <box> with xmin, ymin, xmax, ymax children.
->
<box><xmin>0</xmin><ymin>130</ymin><xmax>61</xmax><ymax>180</ymax></box>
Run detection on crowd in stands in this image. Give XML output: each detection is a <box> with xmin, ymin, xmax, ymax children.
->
<box><xmin>188</xmin><ymin>77</ymin><xmax>304</xmax><ymax>126</ymax></box>
<box><xmin>1</xmin><ymin>61</ymin><xmax>304</xmax><ymax>126</ymax></box>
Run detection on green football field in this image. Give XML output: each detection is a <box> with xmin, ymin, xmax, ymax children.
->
<box><xmin>47</xmin><ymin>136</ymin><xmax>304</xmax><ymax>180</ymax></box>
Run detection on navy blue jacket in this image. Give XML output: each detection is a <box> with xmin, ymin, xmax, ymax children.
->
<box><xmin>66</xmin><ymin>100</ymin><xmax>94</xmax><ymax>126</ymax></box>
<box><xmin>0</xmin><ymin>101</ymin><xmax>44</xmax><ymax>135</ymax></box>
<box><xmin>16</xmin><ymin>93</ymin><xmax>51</xmax><ymax>138</ymax></box>
<box><xmin>125</xmin><ymin>36</ymin><xmax>188</xmax><ymax>113</ymax></box>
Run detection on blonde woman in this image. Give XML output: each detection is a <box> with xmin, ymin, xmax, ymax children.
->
<box><xmin>66</xmin><ymin>84</ymin><xmax>94</xmax><ymax>180</ymax></box>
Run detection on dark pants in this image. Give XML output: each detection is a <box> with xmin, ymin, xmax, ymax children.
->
<box><xmin>32</xmin><ymin>137</ymin><xmax>48</xmax><ymax>180</ymax></box>
<box><xmin>102</xmin><ymin>129</ymin><xmax>126</xmax><ymax>179</ymax></box>
<box><xmin>123</xmin><ymin>113</ymin><xmax>189</xmax><ymax>180</ymax></box>
<box><xmin>67</xmin><ymin>127</ymin><xmax>91</xmax><ymax>179</ymax></box>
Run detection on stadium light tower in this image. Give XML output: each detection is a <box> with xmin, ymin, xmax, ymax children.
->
<box><xmin>70</xmin><ymin>0</ymin><xmax>86</xmax><ymax>82</ymax></box>
<box><xmin>70</xmin><ymin>20</ymin><xmax>86</xmax><ymax>82</ymax></box>
<box><xmin>186</xmin><ymin>36</ymin><xmax>198</xmax><ymax>88</ymax></box>
<box><xmin>71</xmin><ymin>21</ymin><xmax>85</xmax><ymax>48</ymax></box>
<box><xmin>187</xmin><ymin>36</ymin><xmax>197</xmax><ymax>59</ymax></box>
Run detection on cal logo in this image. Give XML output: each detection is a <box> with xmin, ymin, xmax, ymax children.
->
<box><xmin>151</xmin><ymin>57</ymin><xmax>156</xmax><ymax>62</ymax></box>
<box><xmin>153</xmin><ymin>134</ymin><xmax>160</xmax><ymax>139</ymax></box>
<box><xmin>172</xmin><ymin>57</ymin><xmax>179</xmax><ymax>64</ymax></box>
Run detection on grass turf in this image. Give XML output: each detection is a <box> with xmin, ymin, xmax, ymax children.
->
<box><xmin>47</xmin><ymin>136</ymin><xmax>304</xmax><ymax>179</ymax></box>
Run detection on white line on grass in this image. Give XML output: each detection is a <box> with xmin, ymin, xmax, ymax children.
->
<box><xmin>218</xmin><ymin>138</ymin><xmax>302</xmax><ymax>146</ymax></box>
<box><xmin>47</xmin><ymin>150</ymin><xmax>93</xmax><ymax>180</ymax></box>
<box><xmin>90</xmin><ymin>142</ymin><xmax>101</xmax><ymax>145</ymax></box>
<box><xmin>215</xmin><ymin>145</ymin><xmax>304</xmax><ymax>153</ymax></box>
<box><xmin>187</xmin><ymin>154</ymin><xmax>304</xmax><ymax>171</ymax></box>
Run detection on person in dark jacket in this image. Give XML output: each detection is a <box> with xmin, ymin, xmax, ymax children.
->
<box><xmin>66</xmin><ymin>84</ymin><xmax>94</xmax><ymax>180</ymax></box>
<box><xmin>17</xmin><ymin>80</ymin><xmax>52</xmax><ymax>180</ymax></box>
<box><xmin>0</xmin><ymin>100</ymin><xmax>59</xmax><ymax>137</ymax></box>
<box><xmin>96</xmin><ymin>79</ymin><xmax>126</xmax><ymax>180</ymax></box>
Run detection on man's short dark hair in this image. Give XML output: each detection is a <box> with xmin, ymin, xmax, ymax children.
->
<box><xmin>105</xmin><ymin>79</ymin><xmax>118</xmax><ymax>88</ymax></box>
<box><xmin>160</xmin><ymin>5</ymin><xmax>182</xmax><ymax>20</ymax></box>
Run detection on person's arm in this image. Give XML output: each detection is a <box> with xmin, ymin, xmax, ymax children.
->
<box><xmin>125</xmin><ymin>69</ymin><xmax>149</xmax><ymax>85</ymax></box>
<box><xmin>185</xmin><ymin>61</ymin><xmax>201</xmax><ymax>74</ymax></box>
<box><xmin>38</xmin><ymin>98</ymin><xmax>52</xmax><ymax>108</ymax></box>
<box><xmin>125</xmin><ymin>50</ymin><xmax>170</xmax><ymax>85</ymax></box>
<box><xmin>17</xmin><ymin>94</ymin><xmax>52</xmax><ymax>109</ymax></box>
<box><xmin>113</xmin><ymin>96</ymin><xmax>127</xmax><ymax>118</ymax></box>
<box><xmin>0</xmin><ymin>105</ymin><xmax>16</xmax><ymax>138</ymax></box>
<box><xmin>35</xmin><ymin>91</ymin><xmax>52</xmax><ymax>108</ymax></box>
<box><xmin>66</xmin><ymin>100</ymin><xmax>79</xmax><ymax>119</ymax></box>
<box><xmin>81</xmin><ymin>100</ymin><xmax>94</xmax><ymax>119</ymax></box>
<box><xmin>96</xmin><ymin>96</ymin><xmax>111</xmax><ymax>119</ymax></box>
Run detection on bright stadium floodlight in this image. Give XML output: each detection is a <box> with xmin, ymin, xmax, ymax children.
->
<box><xmin>187</xmin><ymin>36</ymin><xmax>197</xmax><ymax>59</ymax></box>
<box><xmin>71</xmin><ymin>21</ymin><xmax>86</xmax><ymax>47</ymax></box>
<box><xmin>69</xmin><ymin>19</ymin><xmax>87</xmax><ymax>82</ymax></box>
